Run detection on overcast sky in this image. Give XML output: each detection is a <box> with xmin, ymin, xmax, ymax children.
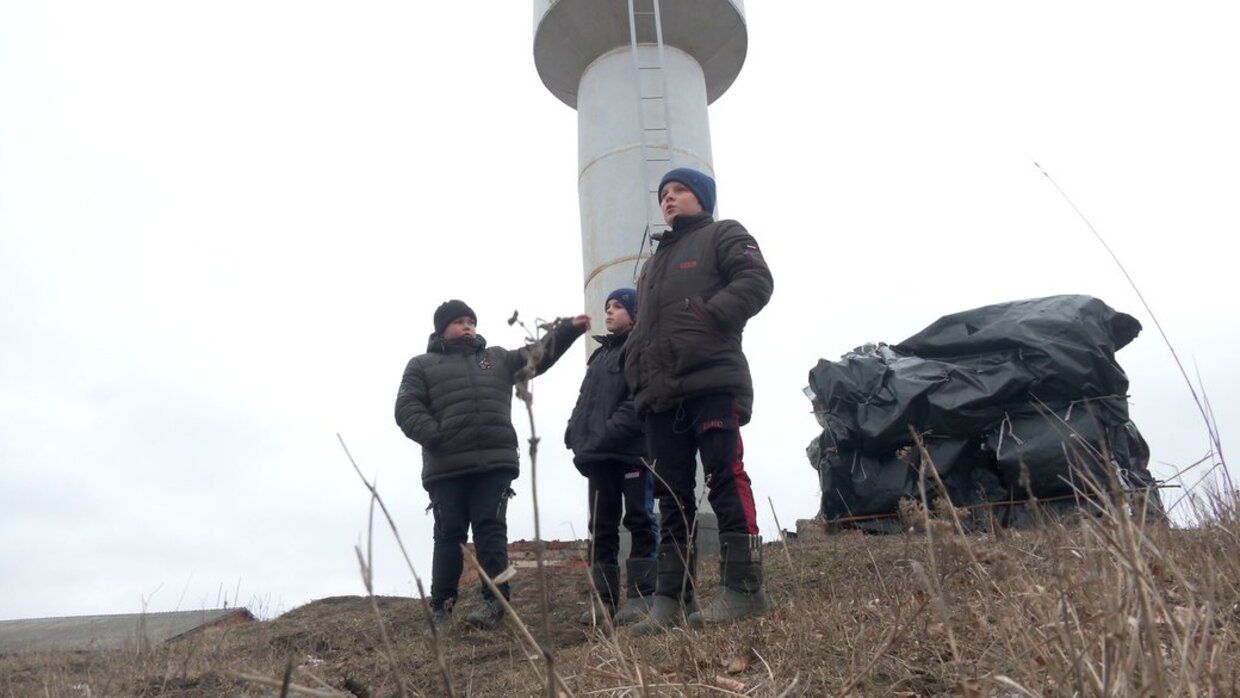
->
<box><xmin>2</xmin><ymin>1</ymin><xmax>1236</xmax><ymax>621</ymax></box>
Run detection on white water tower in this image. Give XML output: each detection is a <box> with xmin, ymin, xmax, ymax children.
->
<box><xmin>532</xmin><ymin>0</ymin><xmax>748</xmax><ymax>322</ymax></box>
<box><xmin>532</xmin><ymin>0</ymin><xmax>748</xmax><ymax>556</ymax></box>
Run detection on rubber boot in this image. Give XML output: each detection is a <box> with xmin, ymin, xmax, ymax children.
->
<box><xmin>613</xmin><ymin>558</ymin><xmax>657</xmax><ymax>625</ymax></box>
<box><xmin>425</xmin><ymin>599</ymin><xmax>453</xmax><ymax>636</ymax></box>
<box><xmin>578</xmin><ymin>563</ymin><xmax>620</xmax><ymax>625</ymax></box>
<box><xmin>631</xmin><ymin>544</ymin><xmax>697</xmax><ymax>636</ymax></box>
<box><xmin>464</xmin><ymin>597</ymin><xmax>505</xmax><ymax>630</ymax></box>
<box><xmin>689</xmin><ymin>533</ymin><xmax>771</xmax><ymax>629</ymax></box>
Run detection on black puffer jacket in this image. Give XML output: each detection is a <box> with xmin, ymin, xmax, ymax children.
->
<box><xmin>564</xmin><ymin>331</ymin><xmax>644</xmax><ymax>470</ymax></box>
<box><xmin>395</xmin><ymin>321</ymin><xmax>584</xmax><ymax>489</ymax></box>
<box><xmin>624</xmin><ymin>213</ymin><xmax>773</xmax><ymax>422</ymax></box>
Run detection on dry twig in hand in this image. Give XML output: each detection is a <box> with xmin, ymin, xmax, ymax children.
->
<box><xmin>509</xmin><ymin>311</ymin><xmax>567</xmax><ymax>697</ymax></box>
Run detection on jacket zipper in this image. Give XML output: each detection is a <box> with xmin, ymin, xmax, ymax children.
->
<box><xmin>465</xmin><ymin>352</ymin><xmax>481</xmax><ymax>427</ymax></box>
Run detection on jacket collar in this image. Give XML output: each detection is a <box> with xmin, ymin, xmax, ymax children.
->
<box><xmin>591</xmin><ymin>331</ymin><xmax>631</xmax><ymax>349</ymax></box>
<box><xmin>426</xmin><ymin>333</ymin><xmax>488</xmax><ymax>354</ymax></box>
<box><xmin>652</xmin><ymin>213</ymin><xmax>713</xmax><ymax>244</ymax></box>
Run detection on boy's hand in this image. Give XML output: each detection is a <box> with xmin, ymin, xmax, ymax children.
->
<box><xmin>570</xmin><ymin>314</ymin><xmax>591</xmax><ymax>330</ymax></box>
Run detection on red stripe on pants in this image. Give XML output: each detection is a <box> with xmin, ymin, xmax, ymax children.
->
<box><xmin>732</xmin><ymin>412</ymin><xmax>759</xmax><ymax>535</ymax></box>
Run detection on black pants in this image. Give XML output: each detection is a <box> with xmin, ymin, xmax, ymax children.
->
<box><xmin>427</xmin><ymin>470</ymin><xmax>515</xmax><ymax>609</ymax></box>
<box><xmin>645</xmin><ymin>392</ymin><xmax>759</xmax><ymax>547</ymax></box>
<box><xmin>585</xmin><ymin>461</ymin><xmax>658</xmax><ymax>567</ymax></box>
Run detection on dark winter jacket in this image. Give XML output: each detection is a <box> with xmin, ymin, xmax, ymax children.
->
<box><xmin>395</xmin><ymin>321</ymin><xmax>585</xmax><ymax>489</ymax></box>
<box><xmin>624</xmin><ymin>213</ymin><xmax>773</xmax><ymax>423</ymax></box>
<box><xmin>564</xmin><ymin>331</ymin><xmax>645</xmax><ymax>470</ymax></box>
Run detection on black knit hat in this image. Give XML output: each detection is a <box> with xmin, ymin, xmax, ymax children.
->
<box><xmin>433</xmin><ymin>300</ymin><xmax>477</xmax><ymax>335</ymax></box>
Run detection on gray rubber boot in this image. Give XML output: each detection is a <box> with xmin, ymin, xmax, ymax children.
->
<box><xmin>631</xmin><ymin>544</ymin><xmax>698</xmax><ymax>636</ymax></box>
<box><xmin>578</xmin><ymin>563</ymin><xmax>620</xmax><ymax>625</ymax></box>
<box><xmin>613</xmin><ymin>558</ymin><xmax>657</xmax><ymax>625</ymax></box>
<box><xmin>425</xmin><ymin>599</ymin><xmax>453</xmax><ymax>637</ymax></box>
<box><xmin>688</xmin><ymin>533</ymin><xmax>771</xmax><ymax>629</ymax></box>
<box><xmin>464</xmin><ymin>598</ymin><xmax>505</xmax><ymax>631</ymax></box>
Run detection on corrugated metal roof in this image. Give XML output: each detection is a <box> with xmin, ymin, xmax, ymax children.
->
<box><xmin>0</xmin><ymin>608</ymin><xmax>253</xmax><ymax>654</ymax></box>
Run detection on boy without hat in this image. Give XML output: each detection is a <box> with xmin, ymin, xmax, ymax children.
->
<box><xmin>396</xmin><ymin>300</ymin><xmax>589</xmax><ymax>631</ymax></box>
<box><xmin>564</xmin><ymin>288</ymin><xmax>658</xmax><ymax>626</ymax></box>
<box><xmin>623</xmin><ymin>167</ymin><xmax>775</xmax><ymax>634</ymax></box>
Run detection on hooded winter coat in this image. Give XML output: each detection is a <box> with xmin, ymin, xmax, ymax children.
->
<box><xmin>564</xmin><ymin>331</ymin><xmax>644</xmax><ymax>470</ymax></box>
<box><xmin>623</xmin><ymin>213</ymin><xmax>773</xmax><ymax>423</ymax></box>
<box><xmin>395</xmin><ymin>321</ymin><xmax>584</xmax><ymax>488</ymax></box>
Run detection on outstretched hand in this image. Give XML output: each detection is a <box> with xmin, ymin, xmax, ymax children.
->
<box><xmin>570</xmin><ymin>314</ymin><xmax>591</xmax><ymax>330</ymax></box>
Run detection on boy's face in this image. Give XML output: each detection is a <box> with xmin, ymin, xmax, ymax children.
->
<box><xmin>660</xmin><ymin>181</ymin><xmax>703</xmax><ymax>225</ymax></box>
<box><xmin>442</xmin><ymin>316</ymin><xmax>477</xmax><ymax>341</ymax></box>
<box><xmin>604</xmin><ymin>299</ymin><xmax>633</xmax><ymax>333</ymax></box>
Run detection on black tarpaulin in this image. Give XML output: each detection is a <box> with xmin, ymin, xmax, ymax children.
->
<box><xmin>807</xmin><ymin>295</ymin><xmax>1161</xmax><ymax>529</ymax></box>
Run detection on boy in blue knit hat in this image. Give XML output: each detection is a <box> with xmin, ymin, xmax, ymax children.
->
<box><xmin>564</xmin><ymin>287</ymin><xmax>658</xmax><ymax>625</ymax></box>
<box><xmin>625</xmin><ymin>166</ymin><xmax>775</xmax><ymax>634</ymax></box>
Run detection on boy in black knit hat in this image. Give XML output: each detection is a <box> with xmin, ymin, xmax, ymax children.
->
<box><xmin>564</xmin><ymin>288</ymin><xmax>658</xmax><ymax>626</ymax></box>
<box><xmin>396</xmin><ymin>300</ymin><xmax>589</xmax><ymax>631</ymax></box>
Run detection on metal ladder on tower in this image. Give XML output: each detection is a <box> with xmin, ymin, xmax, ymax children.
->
<box><xmin>627</xmin><ymin>0</ymin><xmax>674</xmax><ymax>281</ymax></box>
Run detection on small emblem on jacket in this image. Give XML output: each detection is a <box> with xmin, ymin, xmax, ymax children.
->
<box><xmin>479</xmin><ymin>358</ymin><xmax>493</xmax><ymax>370</ymax></box>
<box><xmin>678</xmin><ymin>260</ymin><xmax>699</xmax><ymax>270</ymax></box>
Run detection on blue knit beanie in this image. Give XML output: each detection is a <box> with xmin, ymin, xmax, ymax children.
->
<box><xmin>657</xmin><ymin>167</ymin><xmax>716</xmax><ymax>214</ymax></box>
<box><xmin>605</xmin><ymin>287</ymin><xmax>638</xmax><ymax>319</ymax></box>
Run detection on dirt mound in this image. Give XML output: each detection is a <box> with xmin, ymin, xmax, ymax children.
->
<box><xmin>4</xmin><ymin>512</ymin><xmax>1239</xmax><ymax>696</ymax></box>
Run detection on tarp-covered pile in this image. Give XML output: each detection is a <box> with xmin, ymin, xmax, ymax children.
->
<box><xmin>806</xmin><ymin>295</ymin><xmax>1163</xmax><ymax>531</ymax></box>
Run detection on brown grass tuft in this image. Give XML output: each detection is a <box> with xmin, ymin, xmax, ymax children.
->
<box><xmin>6</xmin><ymin>487</ymin><xmax>1239</xmax><ymax>695</ymax></box>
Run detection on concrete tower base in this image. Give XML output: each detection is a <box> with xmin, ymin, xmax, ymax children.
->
<box><xmin>618</xmin><ymin>511</ymin><xmax>719</xmax><ymax>562</ymax></box>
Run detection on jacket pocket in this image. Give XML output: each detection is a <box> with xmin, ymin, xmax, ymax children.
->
<box><xmin>434</xmin><ymin>418</ymin><xmax>468</xmax><ymax>453</ymax></box>
<box><xmin>686</xmin><ymin>296</ymin><xmax>715</xmax><ymax>328</ymax></box>
<box><xmin>599</xmin><ymin>362</ymin><xmax>631</xmax><ymax>445</ymax></box>
<box><xmin>628</xmin><ymin>341</ymin><xmax>649</xmax><ymax>390</ymax></box>
<box><xmin>670</xmin><ymin>297</ymin><xmax>728</xmax><ymax>376</ymax></box>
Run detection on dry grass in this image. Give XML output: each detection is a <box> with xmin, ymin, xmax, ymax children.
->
<box><xmin>6</xmin><ymin>302</ymin><xmax>1233</xmax><ymax>695</ymax></box>
<box><xmin>4</xmin><ymin>484</ymin><xmax>1239</xmax><ymax>696</ymax></box>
